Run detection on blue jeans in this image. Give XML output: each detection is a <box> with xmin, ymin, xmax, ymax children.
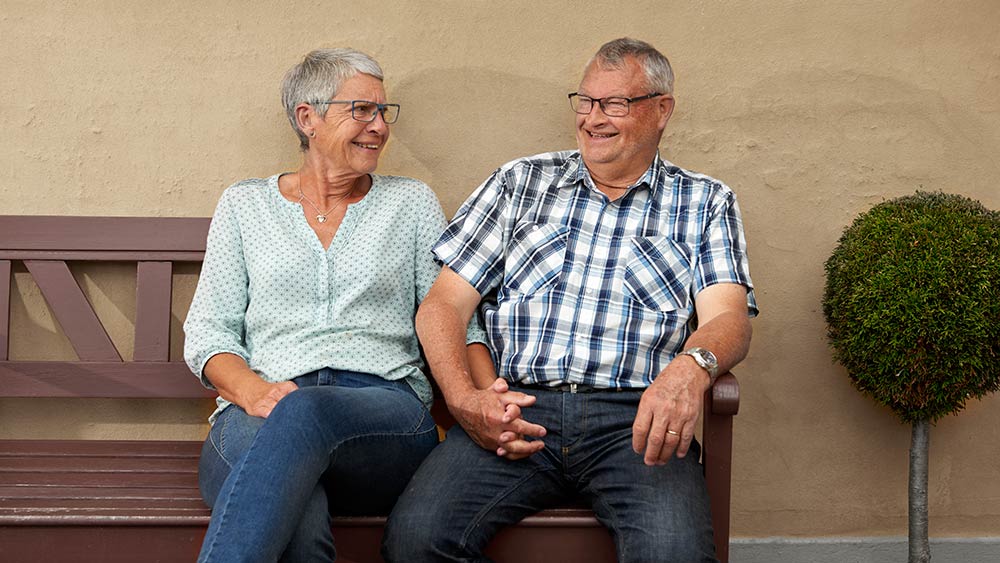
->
<box><xmin>197</xmin><ymin>369</ymin><xmax>438</xmax><ymax>563</ymax></box>
<box><xmin>383</xmin><ymin>386</ymin><xmax>717</xmax><ymax>563</ymax></box>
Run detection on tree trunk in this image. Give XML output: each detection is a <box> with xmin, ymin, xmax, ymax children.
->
<box><xmin>909</xmin><ymin>419</ymin><xmax>930</xmax><ymax>563</ymax></box>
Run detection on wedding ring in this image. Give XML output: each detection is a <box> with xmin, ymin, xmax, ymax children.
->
<box><xmin>666</xmin><ymin>430</ymin><xmax>680</xmax><ymax>436</ymax></box>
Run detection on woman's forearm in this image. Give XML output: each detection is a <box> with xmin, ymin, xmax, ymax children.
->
<box><xmin>467</xmin><ymin>342</ymin><xmax>498</xmax><ymax>390</ymax></box>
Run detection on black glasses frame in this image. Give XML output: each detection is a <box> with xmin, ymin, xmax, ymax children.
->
<box><xmin>313</xmin><ymin>100</ymin><xmax>400</xmax><ymax>124</ymax></box>
<box><xmin>567</xmin><ymin>92</ymin><xmax>665</xmax><ymax>116</ymax></box>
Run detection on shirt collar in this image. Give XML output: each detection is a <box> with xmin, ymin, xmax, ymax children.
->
<box><xmin>557</xmin><ymin>151</ymin><xmax>664</xmax><ymax>194</ymax></box>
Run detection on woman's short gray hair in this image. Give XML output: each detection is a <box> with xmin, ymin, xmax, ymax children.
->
<box><xmin>281</xmin><ymin>48</ymin><xmax>384</xmax><ymax>150</ymax></box>
<box><xmin>591</xmin><ymin>38</ymin><xmax>674</xmax><ymax>95</ymax></box>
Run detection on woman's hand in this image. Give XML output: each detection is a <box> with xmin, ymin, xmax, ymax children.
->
<box><xmin>242</xmin><ymin>379</ymin><xmax>299</xmax><ymax>418</ymax></box>
<box><xmin>203</xmin><ymin>353</ymin><xmax>298</xmax><ymax>418</ymax></box>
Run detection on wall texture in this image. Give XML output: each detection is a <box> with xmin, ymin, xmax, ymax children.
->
<box><xmin>2</xmin><ymin>0</ymin><xmax>999</xmax><ymax>540</ymax></box>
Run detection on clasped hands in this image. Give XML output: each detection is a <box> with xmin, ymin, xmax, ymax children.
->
<box><xmin>451</xmin><ymin>378</ymin><xmax>547</xmax><ymax>460</ymax></box>
<box><xmin>454</xmin><ymin>362</ymin><xmax>710</xmax><ymax>465</ymax></box>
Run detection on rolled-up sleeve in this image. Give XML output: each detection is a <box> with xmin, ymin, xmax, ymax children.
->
<box><xmin>183</xmin><ymin>188</ymin><xmax>251</xmax><ymax>387</ymax></box>
<box><xmin>432</xmin><ymin>169</ymin><xmax>510</xmax><ymax>296</ymax></box>
<box><xmin>696</xmin><ymin>190</ymin><xmax>758</xmax><ymax>317</ymax></box>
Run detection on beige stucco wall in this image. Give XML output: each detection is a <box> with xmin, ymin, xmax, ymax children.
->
<box><xmin>2</xmin><ymin>0</ymin><xmax>999</xmax><ymax>539</ymax></box>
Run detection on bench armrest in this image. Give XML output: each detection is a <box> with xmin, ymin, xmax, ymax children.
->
<box><xmin>703</xmin><ymin>371</ymin><xmax>739</xmax><ymax>563</ymax></box>
<box><xmin>710</xmin><ymin>372</ymin><xmax>740</xmax><ymax>416</ymax></box>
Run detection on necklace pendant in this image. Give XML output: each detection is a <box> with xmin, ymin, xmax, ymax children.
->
<box><xmin>316</xmin><ymin>215</ymin><xmax>327</xmax><ymax>223</ymax></box>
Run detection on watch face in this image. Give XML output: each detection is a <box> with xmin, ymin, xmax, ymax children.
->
<box><xmin>684</xmin><ymin>347</ymin><xmax>718</xmax><ymax>377</ymax></box>
<box><xmin>701</xmin><ymin>349</ymin><xmax>718</xmax><ymax>366</ymax></box>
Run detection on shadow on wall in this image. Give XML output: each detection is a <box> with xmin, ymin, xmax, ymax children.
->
<box><xmin>729</xmin><ymin>69</ymin><xmax>1000</xmax><ymax>223</ymax></box>
<box><xmin>386</xmin><ymin>67</ymin><xmax>577</xmax><ymax>214</ymax></box>
<box><xmin>716</xmin><ymin>68</ymin><xmax>1000</xmax><ymax>351</ymax></box>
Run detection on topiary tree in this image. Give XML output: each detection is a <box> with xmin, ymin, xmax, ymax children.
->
<box><xmin>823</xmin><ymin>191</ymin><xmax>1000</xmax><ymax>563</ymax></box>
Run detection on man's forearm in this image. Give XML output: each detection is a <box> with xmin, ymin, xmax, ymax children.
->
<box><xmin>682</xmin><ymin>310</ymin><xmax>752</xmax><ymax>376</ymax></box>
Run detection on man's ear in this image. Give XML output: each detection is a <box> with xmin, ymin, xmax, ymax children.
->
<box><xmin>657</xmin><ymin>95</ymin><xmax>675</xmax><ymax>130</ymax></box>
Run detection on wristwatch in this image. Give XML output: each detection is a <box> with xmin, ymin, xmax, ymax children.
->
<box><xmin>678</xmin><ymin>347</ymin><xmax>719</xmax><ymax>382</ymax></box>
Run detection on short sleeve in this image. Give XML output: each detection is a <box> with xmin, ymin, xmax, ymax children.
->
<box><xmin>695</xmin><ymin>190</ymin><xmax>758</xmax><ymax>317</ymax></box>
<box><xmin>432</xmin><ymin>169</ymin><xmax>510</xmax><ymax>296</ymax></box>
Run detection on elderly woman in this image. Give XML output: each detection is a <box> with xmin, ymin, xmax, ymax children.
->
<box><xmin>184</xmin><ymin>48</ymin><xmax>486</xmax><ymax>562</ymax></box>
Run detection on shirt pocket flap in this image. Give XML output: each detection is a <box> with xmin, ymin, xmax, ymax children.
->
<box><xmin>623</xmin><ymin>236</ymin><xmax>694</xmax><ymax>312</ymax></box>
<box><xmin>505</xmin><ymin>223</ymin><xmax>569</xmax><ymax>295</ymax></box>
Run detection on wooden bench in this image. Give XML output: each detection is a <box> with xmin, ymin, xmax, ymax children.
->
<box><xmin>0</xmin><ymin>215</ymin><xmax>740</xmax><ymax>563</ymax></box>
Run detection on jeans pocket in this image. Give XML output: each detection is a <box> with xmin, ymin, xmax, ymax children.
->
<box><xmin>213</xmin><ymin>405</ymin><xmax>264</xmax><ymax>466</ymax></box>
<box><xmin>623</xmin><ymin>236</ymin><xmax>694</xmax><ymax>312</ymax></box>
<box><xmin>504</xmin><ymin>222</ymin><xmax>568</xmax><ymax>295</ymax></box>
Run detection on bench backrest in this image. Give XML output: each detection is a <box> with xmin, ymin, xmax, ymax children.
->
<box><xmin>0</xmin><ymin>215</ymin><xmax>456</xmax><ymax>426</ymax></box>
<box><xmin>0</xmin><ymin>216</ymin><xmax>214</xmax><ymax>399</ymax></box>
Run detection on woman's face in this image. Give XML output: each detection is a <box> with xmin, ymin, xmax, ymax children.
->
<box><xmin>309</xmin><ymin>73</ymin><xmax>390</xmax><ymax>176</ymax></box>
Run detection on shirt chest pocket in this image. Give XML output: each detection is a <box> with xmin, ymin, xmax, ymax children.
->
<box><xmin>623</xmin><ymin>236</ymin><xmax>694</xmax><ymax>312</ymax></box>
<box><xmin>505</xmin><ymin>223</ymin><xmax>569</xmax><ymax>296</ymax></box>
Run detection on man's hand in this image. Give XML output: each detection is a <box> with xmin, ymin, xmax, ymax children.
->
<box><xmin>632</xmin><ymin>356</ymin><xmax>710</xmax><ymax>466</ymax></box>
<box><xmin>491</xmin><ymin>379</ymin><xmax>547</xmax><ymax>460</ymax></box>
<box><xmin>452</xmin><ymin>378</ymin><xmax>546</xmax><ymax>459</ymax></box>
<box><xmin>242</xmin><ymin>379</ymin><xmax>299</xmax><ymax>418</ymax></box>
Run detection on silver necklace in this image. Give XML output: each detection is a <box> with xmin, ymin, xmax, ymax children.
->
<box><xmin>297</xmin><ymin>179</ymin><xmax>354</xmax><ymax>223</ymax></box>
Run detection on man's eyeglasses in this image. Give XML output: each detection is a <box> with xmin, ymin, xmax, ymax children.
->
<box><xmin>313</xmin><ymin>100</ymin><xmax>400</xmax><ymax>124</ymax></box>
<box><xmin>567</xmin><ymin>92</ymin><xmax>665</xmax><ymax>117</ymax></box>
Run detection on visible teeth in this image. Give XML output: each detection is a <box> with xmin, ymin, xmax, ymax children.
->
<box><xmin>354</xmin><ymin>143</ymin><xmax>379</xmax><ymax>149</ymax></box>
<box><xmin>590</xmin><ymin>132</ymin><xmax>615</xmax><ymax>138</ymax></box>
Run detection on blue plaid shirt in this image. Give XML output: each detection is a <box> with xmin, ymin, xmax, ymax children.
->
<box><xmin>434</xmin><ymin>151</ymin><xmax>758</xmax><ymax>389</ymax></box>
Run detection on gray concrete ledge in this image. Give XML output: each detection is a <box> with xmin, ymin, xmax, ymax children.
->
<box><xmin>731</xmin><ymin>537</ymin><xmax>1000</xmax><ymax>563</ymax></box>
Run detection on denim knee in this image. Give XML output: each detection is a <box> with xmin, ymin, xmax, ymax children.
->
<box><xmin>618</xmin><ymin>530</ymin><xmax>717</xmax><ymax>563</ymax></box>
<box><xmin>382</xmin><ymin>507</ymin><xmax>430</xmax><ymax>562</ymax></box>
<box><xmin>382</xmin><ymin>503</ymin><xmax>467</xmax><ymax>563</ymax></box>
<box><xmin>268</xmin><ymin>386</ymin><xmax>328</xmax><ymax>425</ymax></box>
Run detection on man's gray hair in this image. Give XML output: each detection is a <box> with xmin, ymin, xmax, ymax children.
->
<box><xmin>281</xmin><ymin>48</ymin><xmax>384</xmax><ymax>150</ymax></box>
<box><xmin>591</xmin><ymin>38</ymin><xmax>674</xmax><ymax>95</ymax></box>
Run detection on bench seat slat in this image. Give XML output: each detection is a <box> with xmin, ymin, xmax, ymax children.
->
<box><xmin>0</xmin><ymin>499</ymin><xmax>209</xmax><ymax>516</ymax></box>
<box><xmin>0</xmin><ymin>440</ymin><xmax>202</xmax><ymax>457</ymax></box>
<box><xmin>0</xmin><ymin>513</ymin><xmax>211</xmax><ymax>525</ymax></box>
<box><xmin>0</xmin><ymin>497</ymin><xmax>202</xmax><ymax>508</ymax></box>
<box><xmin>0</xmin><ymin>471</ymin><xmax>197</xmax><ymax>488</ymax></box>
<box><xmin>0</xmin><ymin>456</ymin><xmax>198</xmax><ymax>473</ymax></box>
<box><xmin>0</xmin><ymin>485</ymin><xmax>201</xmax><ymax>501</ymax></box>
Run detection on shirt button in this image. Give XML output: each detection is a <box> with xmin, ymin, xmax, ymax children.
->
<box><xmin>586</xmin><ymin>288</ymin><xmax>594</xmax><ymax>295</ymax></box>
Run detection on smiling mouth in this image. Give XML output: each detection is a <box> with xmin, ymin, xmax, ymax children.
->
<box><xmin>353</xmin><ymin>142</ymin><xmax>380</xmax><ymax>150</ymax></box>
<box><xmin>587</xmin><ymin>131</ymin><xmax>618</xmax><ymax>139</ymax></box>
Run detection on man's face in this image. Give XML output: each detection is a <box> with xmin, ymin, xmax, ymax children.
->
<box><xmin>575</xmin><ymin>57</ymin><xmax>673</xmax><ymax>175</ymax></box>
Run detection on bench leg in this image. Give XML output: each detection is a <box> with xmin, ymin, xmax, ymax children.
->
<box><xmin>703</xmin><ymin>409</ymin><xmax>733</xmax><ymax>563</ymax></box>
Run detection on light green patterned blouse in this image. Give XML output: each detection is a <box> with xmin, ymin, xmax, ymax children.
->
<box><xmin>183</xmin><ymin>173</ymin><xmax>484</xmax><ymax>423</ymax></box>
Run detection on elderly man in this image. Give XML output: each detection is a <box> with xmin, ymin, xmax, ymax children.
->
<box><xmin>385</xmin><ymin>38</ymin><xmax>757</xmax><ymax>562</ymax></box>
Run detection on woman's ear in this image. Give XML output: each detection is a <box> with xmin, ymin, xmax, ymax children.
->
<box><xmin>295</xmin><ymin>103</ymin><xmax>316</xmax><ymax>138</ymax></box>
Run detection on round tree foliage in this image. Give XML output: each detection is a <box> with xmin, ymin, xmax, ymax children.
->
<box><xmin>823</xmin><ymin>191</ymin><xmax>1000</xmax><ymax>423</ymax></box>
